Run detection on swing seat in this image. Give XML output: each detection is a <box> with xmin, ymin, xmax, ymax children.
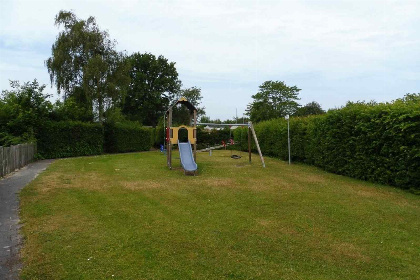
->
<box><xmin>231</xmin><ymin>155</ymin><xmax>241</xmax><ymax>159</ymax></box>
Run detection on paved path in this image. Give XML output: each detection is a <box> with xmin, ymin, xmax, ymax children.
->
<box><xmin>0</xmin><ymin>160</ymin><xmax>54</xmax><ymax>280</ymax></box>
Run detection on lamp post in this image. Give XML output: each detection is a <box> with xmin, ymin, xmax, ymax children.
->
<box><xmin>285</xmin><ymin>114</ymin><xmax>291</xmax><ymax>165</ymax></box>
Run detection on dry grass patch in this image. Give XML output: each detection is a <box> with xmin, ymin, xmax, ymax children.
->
<box><xmin>330</xmin><ymin>242</ymin><xmax>371</xmax><ymax>262</ymax></box>
<box><xmin>121</xmin><ymin>180</ymin><xmax>164</xmax><ymax>190</ymax></box>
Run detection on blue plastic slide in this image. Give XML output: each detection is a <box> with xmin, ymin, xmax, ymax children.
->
<box><xmin>178</xmin><ymin>140</ymin><xmax>198</xmax><ymax>173</ymax></box>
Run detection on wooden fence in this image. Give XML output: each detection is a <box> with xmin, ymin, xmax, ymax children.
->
<box><xmin>0</xmin><ymin>143</ymin><xmax>37</xmax><ymax>177</ymax></box>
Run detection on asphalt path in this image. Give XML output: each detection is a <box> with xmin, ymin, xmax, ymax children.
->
<box><xmin>0</xmin><ymin>160</ymin><xmax>54</xmax><ymax>280</ymax></box>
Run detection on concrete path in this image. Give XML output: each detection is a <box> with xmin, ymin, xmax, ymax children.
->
<box><xmin>0</xmin><ymin>160</ymin><xmax>54</xmax><ymax>280</ymax></box>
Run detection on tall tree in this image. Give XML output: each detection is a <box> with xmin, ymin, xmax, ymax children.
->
<box><xmin>123</xmin><ymin>52</ymin><xmax>181</xmax><ymax>126</ymax></box>
<box><xmin>46</xmin><ymin>10</ymin><xmax>129</xmax><ymax>122</ymax></box>
<box><xmin>247</xmin><ymin>81</ymin><xmax>301</xmax><ymax>122</ymax></box>
<box><xmin>294</xmin><ymin>101</ymin><xmax>325</xmax><ymax>116</ymax></box>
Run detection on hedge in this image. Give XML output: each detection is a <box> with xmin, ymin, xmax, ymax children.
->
<box><xmin>37</xmin><ymin>121</ymin><xmax>104</xmax><ymax>159</ymax></box>
<box><xmin>104</xmin><ymin>122</ymin><xmax>152</xmax><ymax>153</ymax></box>
<box><xmin>234</xmin><ymin>98</ymin><xmax>420</xmax><ymax>192</ymax></box>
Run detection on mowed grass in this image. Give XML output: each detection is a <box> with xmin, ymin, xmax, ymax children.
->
<box><xmin>19</xmin><ymin>150</ymin><xmax>420</xmax><ymax>279</ymax></box>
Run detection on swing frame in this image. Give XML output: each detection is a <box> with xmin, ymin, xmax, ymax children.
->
<box><xmin>197</xmin><ymin>122</ymin><xmax>265</xmax><ymax>168</ymax></box>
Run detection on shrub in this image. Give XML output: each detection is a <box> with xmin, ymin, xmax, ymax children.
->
<box><xmin>234</xmin><ymin>97</ymin><xmax>420</xmax><ymax>192</ymax></box>
<box><xmin>104</xmin><ymin>122</ymin><xmax>152</xmax><ymax>153</ymax></box>
<box><xmin>197</xmin><ymin>127</ymin><xmax>232</xmax><ymax>149</ymax></box>
<box><xmin>37</xmin><ymin>121</ymin><xmax>103</xmax><ymax>158</ymax></box>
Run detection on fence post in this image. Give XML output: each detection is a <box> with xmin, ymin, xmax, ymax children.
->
<box><xmin>0</xmin><ymin>146</ymin><xmax>3</xmax><ymax>177</ymax></box>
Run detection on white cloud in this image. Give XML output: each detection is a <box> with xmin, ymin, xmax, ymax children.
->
<box><xmin>1</xmin><ymin>0</ymin><xmax>419</xmax><ymax>119</ymax></box>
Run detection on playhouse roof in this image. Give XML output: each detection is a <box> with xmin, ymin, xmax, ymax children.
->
<box><xmin>171</xmin><ymin>97</ymin><xmax>197</xmax><ymax>113</ymax></box>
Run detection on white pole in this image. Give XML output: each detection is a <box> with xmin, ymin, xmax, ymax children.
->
<box><xmin>285</xmin><ymin>115</ymin><xmax>291</xmax><ymax>165</ymax></box>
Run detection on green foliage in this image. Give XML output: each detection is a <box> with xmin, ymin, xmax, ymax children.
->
<box><xmin>50</xmin><ymin>97</ymin><xmax>94</xmax><ymax>122</ymax></box>
<box><xmin>307</xmin><ymin>98</ymin><xmax>420</xmax><ymax>191</ymax></box>
<box><xmin>103</xmin><ymin>107</ymin><xmax>127</xmax><ymax>124</ymax></box>
<box><xmin>294</xmin><ymin>101</ymin><xmax>325</xmax><ymax>117</ymax></box>
<box><xmin>235</xmin><ymin>95</ymin><xmax>420</xmax><ymax>191</ymax></box>
<box><xmin>123</xmin><ymin>52</ymin><xmax>181</xmax><ymax>126</ymax></box>
<box><xmin>37</xmin><ymin>121</ymin><xmax>104</xmax><ymax>158</ymax></box>
<box><xmin>247</xmin><ymin>80</ymin><xmax>301</xmax><ymax>122</ymax></box>
<box><xmin>46</xmin><ymin>10</ymin><xmax>129</xmax><ymax>122</ymax></box>
<box><xmin>0</xmin><ymin>80</ymin><xmax>52</xmax><ymax>146</ymax></box>
<box><xmin>199</xmin><ymin>115</ymin><xmax>212</xmax><ymax>123</ymax></box>
<box><xmin>104</xmin><ymin>122</ymin><xmax>152</xmax><ymax>153</ymax></box>
<box><xmin>197</xmin><ymin>127</ymin><xmax>231</xmax><ymax>149</ymax></box>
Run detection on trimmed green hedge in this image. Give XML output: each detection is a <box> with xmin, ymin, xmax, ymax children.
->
<box><xmin>37</xmin><ymin>121</ymin><xmax>104</xmax><ymax>159</ymax></box>
<box><xmin>234</xmin><ymin>98</ymin><xmax>420</xmax><ymax>192</ymax></box>
<box><xmin>104</xmin><ymin>122</ymin><xmax>152</xmax><ymax>153</ymax></box>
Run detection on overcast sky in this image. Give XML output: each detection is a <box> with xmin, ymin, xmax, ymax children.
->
<box><xmin>1</xmin><ymin>0</ymin><xmax>419</xmax><ymax>120</ymax></box>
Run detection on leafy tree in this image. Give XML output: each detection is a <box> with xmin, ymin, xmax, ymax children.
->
<box><xmin>399</xmin><ymin>93</ymin><xmax>420</xmax><ymax>103</ymax></box>
<box><xmin>294</xmin><ymin>101</ymin><xmax>325</xmax><ymax>117</ymax></box>
<box><xmin>200</xmin><ymin>115</ymin><xmax>212</xmax><ymax>123</ymax></box>
<box><xmin>103</xmin><ymin>107</ymin><xmax>127</xmax><ymax>124</ymax></box>
<box><xmin>199</xmin><ymin>116</ymin><xmax>222</xmax><ymax>124</ymax></box>
<box><xmin>123</xmin><ymin>52</ymin><xmax>181</xmax><ymax>126</ymax></box>
<box><xmin>50</xmin><ymin>97</ymin><xmax>94</xmax><ymax>122</ymax></box>
<box><xmin>46</xmin><ymin>10</ymin><xmax>129</xmax><ymax>122</ymax></box>
<box><xmin>198</xmin><ymin>116</ymin><xmax>249</xmax><ymax>124</ymax></box>
<box><xmin>0</xmin><ymin>80</ymin><xmax>52</xmax><ymax>145</ymax></box>
<box><xmin>247</xmin><ymin>81</ymin><xmax>301</xmax><ymax>122</ymax></box>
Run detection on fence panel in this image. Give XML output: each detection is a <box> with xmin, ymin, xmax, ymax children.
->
<box><xmin>0</xmin><ymin>143</ymin><xmax>37</xmax><ymax>178</ymax></box>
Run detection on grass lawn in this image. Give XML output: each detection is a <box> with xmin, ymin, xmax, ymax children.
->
<box><xmin>19</xmin><ymin>150</ymin><xmax>420</xmax><ymax>279</ymax></box>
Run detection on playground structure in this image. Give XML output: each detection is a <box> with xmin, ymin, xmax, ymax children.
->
<box><xmin>165</xmin><ymin>97</ymin><xmax>198</xmax><ymax>175</ymax></box>
<box><xmin>165</xmin><ymin>97</ymin><xmax>265</xmax><ymax>175</ymax></box>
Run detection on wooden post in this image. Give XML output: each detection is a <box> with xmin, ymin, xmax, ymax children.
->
<box><xmin>249</xmin><ymin>122</ymin><xmax>265</xmax><ymax>168</ymax></box>
<box><xmin>248</xmin><ymin>125</ymin><xmax>251</xmax><ymax>163</ymax></box>
<box><xmin>193</xmin><ymin>109</ymin><xmax>197</xmax><ymax>162</ymax></box>
<box><xmin>167</xmin><ymin>109</ymin><xmax>172</xmax><ymax>169</ymax></box>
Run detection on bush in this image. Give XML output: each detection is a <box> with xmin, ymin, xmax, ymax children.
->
<box><xmin>306</xmin><ymin>100</ymin><xmax>420</xmax><ymax>191</ymax></box>
<box><xmin>197</xmin><ymin>127</ymin><xmax>232</xmax><ymax>149</ymax></box>
<box><xmin>104</xmin><ymin>122</ymin><xmax>152</xmax><ymax>153</ymax></box>
<box><xmin>234</xmin><ymin>97</ymin><xmax>420</xmax><ymax>192</ymax></box>
<box><xmin>37</xmin><ymin>121</ymin><xmax>103</xmax><ymax>158</ymax></box>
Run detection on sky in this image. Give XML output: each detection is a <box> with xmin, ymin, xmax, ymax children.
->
<box><xmin>0</xmin><ymin>0</ymin><xmax>419</xmax><ymax>120</ymax></box>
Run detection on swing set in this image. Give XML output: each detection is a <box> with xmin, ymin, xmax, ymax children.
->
<box><xmin>163</xmin><ymin>97</ymin><xmax>265</xmax><ymax>175</ymax></box>
<box><xmin>197</xmin><ymin>122</ymin><xmax>265</xmax><ymax>168</ymax></box>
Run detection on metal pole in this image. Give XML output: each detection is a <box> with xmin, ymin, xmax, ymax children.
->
<box><xmin>248</xmin><ymin>125</ymin><xmax>251</xmax><ymax>163</ymax></box>
<box><xmin>168</xmin><ymin>109</ymin><xmax>173</xmax><ymax>169</ymax></box>
<box><xmin>197</xmin><ymin>123</ymin><xmax>249</xmax><ymax>127</ymax></box>
<box><xmin>193</xmin><ymin>109</ymin><xmax>197</xmax><ymax>162</ymax></box>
